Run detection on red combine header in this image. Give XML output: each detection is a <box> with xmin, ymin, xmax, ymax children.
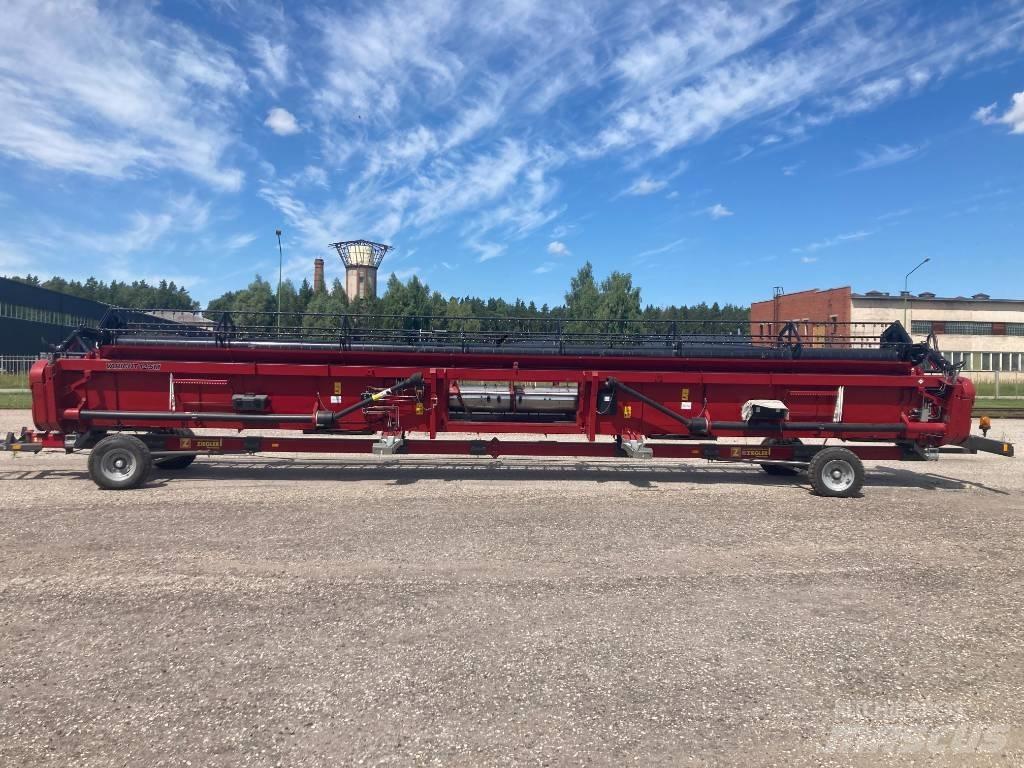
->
<box><xmin>4</xmin><ymin>310</ymin><xmax>1012</xmax><ymax>497</ymax></box>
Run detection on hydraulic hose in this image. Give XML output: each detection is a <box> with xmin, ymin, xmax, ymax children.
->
<box><xmin>605</xmin><ymin>378</ymin><xmax>708</xmax><ymax>434</ymax></box>
<box><xmin>327</xmin><ymin>372</ymin><xmax>424</xmax><ymax>424</ymax></box>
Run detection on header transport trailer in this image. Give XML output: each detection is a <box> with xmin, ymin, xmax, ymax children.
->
<box><xmin>2</xmin><ymin>310</ymin><xmax>1013</xmax><ymax>497</ymax></box>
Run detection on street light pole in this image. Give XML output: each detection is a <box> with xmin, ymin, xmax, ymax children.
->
<box><xmin>903</xmin><ymin>257</ymin><xmax>930</xmax><ymax>328</ymax></box>
<box><xmin>275</xmin><ymin>229</ymin><xmax>283</xmax><ymax>331</ymax></box>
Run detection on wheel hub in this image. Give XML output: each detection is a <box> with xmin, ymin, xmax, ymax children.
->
<box><xmin>821</xmin><ymin>459</ymin><xmax>854</xmax><ymax>492</ymax></box>
<box><xmin>101</xmin><ymin>450</ymin><xmax>135</xmax><ymax>479</ymax></box>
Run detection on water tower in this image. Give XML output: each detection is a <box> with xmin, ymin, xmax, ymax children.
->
<box><xmin>329</xmin><ymin>239</ymin><xmax>391</xmax><ymax>300</ymax></box>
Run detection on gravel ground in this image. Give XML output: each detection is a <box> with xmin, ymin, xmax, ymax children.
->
<box><xmin>0</xmin><ymin>409</ymin><xmax>1022</xmax><ymax>766</ymax></box>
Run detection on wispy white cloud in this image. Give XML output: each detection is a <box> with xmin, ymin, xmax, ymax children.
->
<box><xmin>226</xmin><ymin>232</ymin><xmax>258</xmax><ymax>250</ymax></box>
<box><xmin>0</xmin><ymin>243</ymin><xmax>31</xmax><ymax>271</ymax></box>
<box><xmin>974</xmin><ymin>91</ymin><xmax>1024</xmax><ymax>134</ymax></box>
<box><xmin>634</xmin><ymin>237</ymin><xmax>687</xmax><ymax>260</ymax></box>
<box><xmin>295</xmin><ymin>165</ymin><xmax>328</xmax><ymax>188</ymax></box>
<box><xmin>701</xmin><ymin>203</ymin><xmax>734</xmax><ymax>219</ymax></box>
<box><xmin>800</xmin><ymin>256</ymin><xmax>818</xmax><ymax>264</ymax></box>
<box><xmin>848</xmin><ymin>143</ymin><xmax>924</xmax><ymax>173</ymax></box>
<box><xmin>782</xmin><ymin>163</ymin><xmax>801</xmax><ymax>176</ymax></box>
<box><xmin>793</xmin><ymin>230</ymin><xmax>873</xmax><ymax>254</ymax></box>
<box><xmin>260</xmin><ymin>0</ymin><xmax>1022</xmax><ymax>277</ymax></box>
<box><xmin>621</xmin><ymin>176</ymin><xmax>668</xmax><ymax>196</ymax></box>
<box><xmin>265</xmin><ymin>107</ymin><xmax>300</xmax><ymax>136</ymax></box>
<box><xmin>547</xmin><ymin>240</ymin><xmax>570</xmax><ymax>256</ymax></box>
<box><xmin>533</xmin><ymin>262</ymin><xmax>555</xmax><ymax>274</ymax></box>
<box><xmin>592</xmin><ymin>2</ymin><xmax>1022</xmax><ymax>159</ymax></box>
<box><xmin>75</xmin><ymin>195</ymin><xmax>210</xmax><ymax>256</ymax></box>
<box><xmin>470</xmin><ymin>241</ymin><xmax>505</xmax><ymax>263</ymax></box>
<box><xmin>550</xmin><ymin>223</ymin><xmax>577</xmax><ymax>239</ymax></box>
<box><xmin>8</xmin><ymin>0</ymin><xmax>1023</xmax><ymax>291</ymax></box>
<box><xmin>618</xmin><ymin>160</ymin><xmax>688</xmax><ymax>197</ymax></box>
<box><xmin>732</xmin><ymin>144</ymin><xmax>755</xmax><ymax>162</ymax></box>
<box><xmin>0</xmin><ymin>0</ymin><xmax>246</xmax><ymax>189</ymax></box>
<box><xmin>249</xmin><ymin>34</ymin><xmax>289</xmax><ymax>88</ymax></box>
<box><xmin>257</xmin><ymin>186</ymin><xmax>339</xmax><ymax>246</ymax></box>
<box><xmin>878</xmin><ymin>207</ymin><xmax>912</xmax><ymax>221</ymax></box>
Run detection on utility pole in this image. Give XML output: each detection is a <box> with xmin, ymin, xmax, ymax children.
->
<box><xmin>275</xmin><ymin>229</ymin><xmax>283</xmax><ymax>331</ymax></box>
<box><xmin>902</xmin><ymin>257</ymin><xmax>930</xmax><ymax>328</ymax></box>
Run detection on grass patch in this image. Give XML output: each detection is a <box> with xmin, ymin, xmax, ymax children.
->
<box><xmin>0</xmin><ymin>372</ymin><xmax>29</xmax><ymax>389</ymax></box>
<box><xmin>972</xmin><ymin>380</ymin><xmax>1024</xmax><ymax>399</ymax></box>
<box><xmin>0</xmin><ymin>392</ymin><xmax>31</xmax><ymax>409</ymax></box>
<box><xmin>974</xmin><ymin>398</ymin><xmax>1024</xmax><ymax>411</ymax></box>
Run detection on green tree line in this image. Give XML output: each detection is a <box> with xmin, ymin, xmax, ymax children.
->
<box><xmin>206</xmin><ymin>262</ymin><xmax>748</xmax><ymax>334</ymax></box>
<box><xmin>10</xmin><ymin>274</ymin><xmax>197</xmax><ymax>310</ymax></box>
<box><xmin>9</xmin><ymin>264</ymin><xmax>748</xmax><ymax>332</ymax></box>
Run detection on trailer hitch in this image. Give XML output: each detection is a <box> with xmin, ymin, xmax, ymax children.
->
<box><xmin>957</xmin><ymin>435</ymin><xmax>1014</xmax><ymax>457</ymax></box>
<box><xmin>2</xmin><ymin>428</ymin><xmax>44</xmax><ymax>455</ymax></box>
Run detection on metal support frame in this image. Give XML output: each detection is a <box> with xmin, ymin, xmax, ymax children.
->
<box><xmin>372</xmin><ymin>435</ymin><xmax>405</xmax><ymax>456</ymax></box>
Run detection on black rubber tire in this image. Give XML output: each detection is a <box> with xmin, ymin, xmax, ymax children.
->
<box><xmin>88</xmin><ymin>434</ymin><xmax>153</xmax><ymax>490</ymax></box>
<box><xmin>759</xmin><ymin>438</ymin><xmax>802</xmax><ymax>476</ymax></box>
<box><xmin>808</xmin><ymin>447</ymin><xmax>864</xmax><ymax>498</ymax></box>
<box><xmin>154</xmin><ymin>428</ymin><xmax>197</xmax><ymax>470</ymax></box>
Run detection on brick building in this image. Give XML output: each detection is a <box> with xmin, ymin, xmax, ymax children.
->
<box><xmin>750</xmin><ymin>286</ymin><xmax>1024</xmax><ymax>376</ymax></box>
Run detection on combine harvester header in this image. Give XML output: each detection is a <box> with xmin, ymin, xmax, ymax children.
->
<box><xmin>3</xmin><ymin>309</ymin><xmax>1013</xmax><ymax>497</ymax></box>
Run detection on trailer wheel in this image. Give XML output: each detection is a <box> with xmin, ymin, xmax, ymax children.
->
<box><xmin>808</xmin><ymin>447</ymin><xmax>864</xmax><ymax>498</ymax></box>
<box><xmin>88</xmin><ymin>434</ymin><xmax>153</xmax><ymax>490</ymax></box>
<box><xmin>759</xmin><ymin>438</ymin><xmax>802</xmax><ymax>476</ymax></box>
<box><xmin>153</xmin><ymin>428</ymin><xmax>196</xmax><ymax>470</ymax></box>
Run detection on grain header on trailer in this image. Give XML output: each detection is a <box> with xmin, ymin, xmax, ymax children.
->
<box><xmin>2</xmin><ymin>308</ymin><xmax>1013</xmax><ymax>496</ymax></box>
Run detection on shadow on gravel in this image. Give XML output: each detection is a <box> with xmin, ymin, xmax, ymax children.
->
<box><xmin>0</xmin><ymin>458</ymin><xmax>1008</xmax><ymax>494</ymax></box>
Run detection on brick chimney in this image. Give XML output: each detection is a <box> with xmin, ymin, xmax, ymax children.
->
<box><xmin>313</xmin><ymin>258</ymin><xmax>325</xmax><ymax>293</ymax></box>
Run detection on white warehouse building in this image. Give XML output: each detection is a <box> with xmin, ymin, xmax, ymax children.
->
<box><xmin>851</xmin><ymin>291</ymin><xmax>1024</xmax><ymax>376</ymax></box>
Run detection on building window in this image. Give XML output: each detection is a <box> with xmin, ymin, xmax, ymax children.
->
<box><xmin>1007</xmin><ymin>323</ymin><xmax>1024</xmax><ymax>336</ymax></box>
<box><xmin>0</xmin><ymin>302</ymin><xmax>96</xmax><ymax>329</ymax></box>
<box><xmin>911</xmin><ymin>320</ymin><xmax>932</xmax><ymax>335</ymax></box>
<box><xmin>945</xmin><ymin>321</ymin><xmax>993</xmax><ymax>335</ymax></box>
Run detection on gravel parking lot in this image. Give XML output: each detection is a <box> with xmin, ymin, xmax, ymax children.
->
<box><xmin>1</xmin><ymin>409</ymin><xmax>1022</xmax><ymax>766</ymax></box>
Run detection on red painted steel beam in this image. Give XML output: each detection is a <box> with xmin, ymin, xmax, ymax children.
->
<box><xmin>151</xmin><ymin>433</ymin><xmax>908</xmax><ymax>462</ymax></box>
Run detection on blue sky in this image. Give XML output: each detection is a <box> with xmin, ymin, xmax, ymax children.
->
<box><xmin>1</xmin><ymin>0</ymin><xmax>1022</xmax><ymax>308</ymax></box>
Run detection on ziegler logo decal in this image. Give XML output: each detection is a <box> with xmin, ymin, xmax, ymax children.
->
<box><xmin>179</xmin><ymin>438</ymin><xmax>222</xmax><ymax>450</ymax></box>
<box><xmin>731</xmin><ymin>447</ymin><xmax>772</xmax><ymax>458</ymax></box>
<box><xmin>106</xmin><ymin>361</ymin><xmax>161</xmax><ymax>371</ymax></box>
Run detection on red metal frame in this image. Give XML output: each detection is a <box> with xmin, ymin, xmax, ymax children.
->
<box><xmin>12</xmin><ymin>430</ymin><xmax>912</xmax><ymax>463</ymax></box>
<box><xmin>24</xmin><ymin>338</ymin><xmax>977</xmax><ymax>455</ymax></box>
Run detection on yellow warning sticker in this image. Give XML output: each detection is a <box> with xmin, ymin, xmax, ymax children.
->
<box><xmin>333</xmin><ymin>381</ymin><xmax>342</xmax><ymax>395</ymax></box>
<box><xmin>681</xmin><ymin>387</ymin><xmax>689</xmax><ymax>401</ymax></box>
<box><xmin>623</xmin><ymin>405</ymin><xmax>632</xmax><ymax>418</ymax></box>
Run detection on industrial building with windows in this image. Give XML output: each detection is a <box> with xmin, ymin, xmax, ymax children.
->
<box><xmin>750</xmin><ymin>286</ymin><xmax>1024</xmax><ymax>377</ymax></box>
<box><xmin>0</xmin><ymin>276</ymin><xmax>109</xmax><ymax>370</ymax></box>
